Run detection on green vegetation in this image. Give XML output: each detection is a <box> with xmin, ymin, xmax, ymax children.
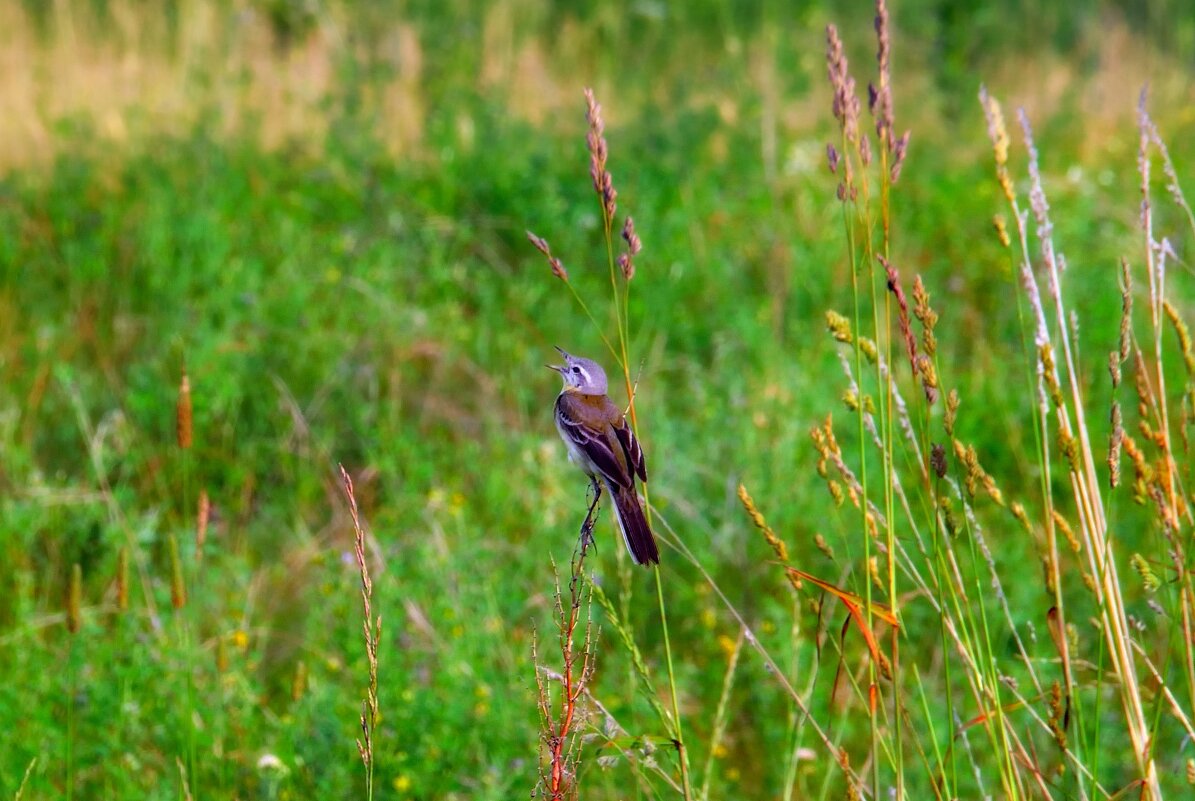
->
<box><xmin>2</xmin><ymin>1</ymin><xmax>1195</xmax><ymax>799</ymax></box>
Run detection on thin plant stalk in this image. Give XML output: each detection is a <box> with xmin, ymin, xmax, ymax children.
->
<box><xmin>340</xmin><ymin>466</ymin><xmax>381</xmax><ymax>801</ymax></box>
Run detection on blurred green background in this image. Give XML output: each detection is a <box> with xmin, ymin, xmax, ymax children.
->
<box><xmin>1</xmin><ymin>0</ymin><xmax>1194</xmax><ymax>798</ymax></box>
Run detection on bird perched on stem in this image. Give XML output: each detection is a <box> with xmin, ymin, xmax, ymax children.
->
<box><xmin>549</xmin><ymin>347</ymin><xmax>659</xmax><ymax>566</ymax></box>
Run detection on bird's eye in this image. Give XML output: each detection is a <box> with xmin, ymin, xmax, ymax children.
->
<box><xmin>571</xmin><ymin>366</ymin><xmax>581</xmax><ymax>373</ymax></box>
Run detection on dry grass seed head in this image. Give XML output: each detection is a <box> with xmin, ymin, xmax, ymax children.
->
<box><xmin>1118</xmin><ymin>258</ymin><xmax>1133</xmax><ymax>362</ymax></box>
<box><xmin>1051</xmin><ymin>510</ymin><xmax>1081</xmax><ymax>553</ymax></box>
<box><xmin>930</xmin><ymin>443</ymin><xmax>947</xmax><ymax>478</ymax></box>
<box><xmin>911</xmin><ymin>275</ymin><xmax>938</xmax><ymax>357</ymax></box>
<box><xmin>527</xmin><ymin>231</ymin><xmax>568</xmax><ymax>282</ymax></box>
<box><xmin>879</xmin><ymin>256</ymin><xmax>918</xmax><ymax>377</ymax></box>
<box><xmin>584</xmin><ymin>88</ymin><xmax>617</xmax><ymax>223</ymax></box>
<box><xmin>1010</xmin><ymin>501</ymin><xmax>1032</xmax><ymax>534</ymax></box>
<box><xmin>177</xmin><ymin>367</ymin><xmax>193</xmax><ymax>450</ymax></box>
<box><xmin>979</xmin><ymin>86</ymin><xmax>1015</xmax><ymax>202</ymax></box>
<box><xmin>944</xmin><ymin>389</ymin><xmax>960</xmax><ymax>436</ymax></box>
<box><xmin>1130</xmin><ymin>553</ymin><xmax>1161</xmax><ymax>592</ymax></box>
<box><xmin>1109</xmin><ymin>401</ymin><xmax>1124</xmax><ymax>488</ymax></box>
<box><xmin>1163</xmin><ymin>300</ymin><xmax>1195</xmax><ymax>375</ymax></box>
<box><xmin>826</xmin><ymin>310</ymin><xmax>853</xmax><ymax>343</ymax></box>
<box><xmin>197</xmin><ymin>490</ymin><xmax>211</xmax><ymax>560</ymax></box>
<box><xmin>993</xmin><ymin>215</ymin><xmax>1011</xmax><ymax>248</ymax></box>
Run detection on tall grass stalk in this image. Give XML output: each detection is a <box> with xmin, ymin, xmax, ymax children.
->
<box><xmin>174</xmin><ymin>365</ymin><xmax>198</xmax><ymax>800</ymax></box>
<box><xmin>340</xmin><ymin>466</ymin><xmax>381</xmax><ymax>801</ymax></box>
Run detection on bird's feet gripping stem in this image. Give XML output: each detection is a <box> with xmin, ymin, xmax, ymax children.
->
<box><xmin>578</xmin><ymin>476</ymin><xmax>603</xmax><ymax>556</ymax></box>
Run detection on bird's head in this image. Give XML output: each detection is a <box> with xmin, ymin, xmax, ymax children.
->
<box><xmin>548</xmin><ymin>347</ymin><xmax>608</xmax><ymax>394</ymax></box>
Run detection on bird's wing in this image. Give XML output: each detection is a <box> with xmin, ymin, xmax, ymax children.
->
<box><xmin>556</xmin><ymin>394</ymin><xmax>632</xmax><ymax>488</ymax></box>
<box><xmin>613</xmin><ymin>417</ymin><xmax>647</xmax><ymax>483</ymax></box>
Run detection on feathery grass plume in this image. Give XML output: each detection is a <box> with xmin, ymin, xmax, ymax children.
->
<box><xmin>67</xmin><ymin>563</ymin><xmax>82</xmax><ymax>634</ymax></box>
<box><xmin>196</xmin><ymin>490</ymin><xmax>210</xmax><ymax>561</ymax></box>
<box><xmin>340</xmin><ymin>465</ymin><xmax>381</xmax><ymax>800</ymax></box>
<box><xmin>824</xmin><ymin>24</ymin><xmax>859</xmax><ymax>200</ymax></box>
<box><xmin>978</xmin><ymin>86</ymin><xmax>1014</xmax><ymax>203</ymax></box>
<box><xmin>177</xmin><ymin>367</ymin><xmax>192</xmax><ymax>450</ymax></box>
<box><xmin>584</xmin><ymin>88</ymin><xmax>617</xmax><ymax>225</ymax></box>
<box><xmin>116</xmin><ymin>546</ymin><xmax>129</xmax><ymax>612</ymax></box>
<box><xmin>168</xmin><ymin>534</ymin><xmax>186</xmax><ymax>609</ymax></box>
<box><xmin>527</xmin><ymin>231</ymin><xmax>568</xmax><ymax>282</ymax></box>
<box><xmin>1188</xmin><ymin>757</ymin><xmax>1195</xmax><ymax>785</ymax></box>
<box><xmin>871</xmin><ymin>0</ymin><xmax>893</xmax><ymax>147</ymax></box>
<box><xmin>737</xmin><ymin>484</ymin><xmax>800</xmax><ymax>590</ymax></box>
<box><xmin>1140</xmin><ymin>90</ymin><xmax>1195</xmax><ymax>232</ymax></box>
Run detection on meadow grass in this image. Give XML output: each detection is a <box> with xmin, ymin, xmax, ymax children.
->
<box><xmin>2</xmin><ymin>1</ymin><xmax>1195</xmax><ymax>799</ymax></box>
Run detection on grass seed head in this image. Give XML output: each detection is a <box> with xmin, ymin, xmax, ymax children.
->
<box><xmin>1130</xmin><ymin>553</ymin><xmax>1161</xmax><ymax>592</ymax></box>
<box><xmin>911</xmin><ymin>275</ymin><xmax>938</xmax><ymax>357</ymax></box>
<box><xmin>177</xmin><ymin>367</ymin><xmax>193</xmax><ymax>450</ymax></box>
<box><xmin>930</xmin><ymin>443</ymin><xmax>947</xmax><ymax>478</ymax></box>
<box><xmin>979</xmin><ymin>86</ymin><xmax>1014</xmax><ymax>202</ymax></box>
<box><xmin>945</xmin><ymin>389</ymin><xmax>960</xmax><ymax>436</ymax></box>
<box><xmin>197</xmin><ymin>490</ymin><xmax>211</xmax><ymax>560</ymax></box>
<box><xmin>527</xmin><ymin>231</ymin><xmax>568</xmax><ymax>282</ymax></box>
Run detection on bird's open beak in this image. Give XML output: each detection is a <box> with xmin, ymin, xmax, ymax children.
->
<box><xmin>547</xmin><ymin>346</ymin><xmax>570</xmax><ymax>373</ymax></box>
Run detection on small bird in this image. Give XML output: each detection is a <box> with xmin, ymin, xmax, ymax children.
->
<box><xmin>549</xmin><ymin>347</ymin><xmax>659</xmax><ymax>566</ymax></box>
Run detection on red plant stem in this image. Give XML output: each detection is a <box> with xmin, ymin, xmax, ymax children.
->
<box><xmin>549</xmin><ymin>577</ymin><xmax>583</xmax><ymax>798</ymax></box>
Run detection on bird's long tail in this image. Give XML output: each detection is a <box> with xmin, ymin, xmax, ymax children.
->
<box><xmin>602</xmin><ymin>478</ymin><xmax>660</xmax><ymax>566</ymax></box>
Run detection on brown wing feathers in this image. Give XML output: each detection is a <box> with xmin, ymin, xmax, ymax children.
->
<box><xmin>556</xmin><ymin>390</ymin><xmax>659</xmax><ymax>565</ymax></box>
